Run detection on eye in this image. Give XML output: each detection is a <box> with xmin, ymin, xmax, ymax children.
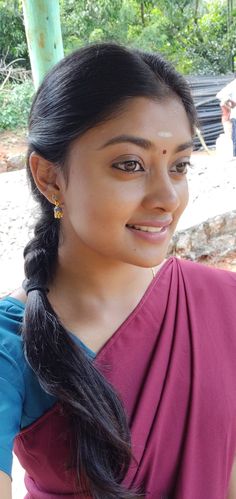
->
<box><xmin>170</xmin><ymin>161</ymin><xmax>192</xmax><ymax>175</ymax></box>
<box><xmin>112</xmin><ymin>159</ymin><xmax>144</xmax><ymax>173</ymax></box>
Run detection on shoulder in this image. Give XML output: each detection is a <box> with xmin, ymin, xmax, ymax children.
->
<box><xmin>173</xmin><ymin>259</ymin><xmax>236</xmax><ymax>364</ymax></box>
<box><xmin>0</xmin><ymin>295</ymin><xmax>25</xmax><ymax>364</ymax></box>
<box><xmin>5</xmin><ymin>287</ymin><xmax>27</xmax><ymax>304</ymax></box>
<box><xmin>0</xmin><ymin>296</ymin><xmax>27</xmax><ymax>478</ymax></box>
<box><xmin>176</xmin><ymin>257</ymin><xmax>236</xmax><ymax>283</ymax></box>
<box><xmin>174</xmin><ymin>257</ymin><xmax>236</xmax><ymax>308</ymax></box>
<box><xmin>222</xmin><ymin>79</ymin><xmax>236</xmax><ymax>93</ymax></box>
<box><xmin>0</xmin><ymin>294</ymin><xmax>25</xmax><ymax>328</ymax></box>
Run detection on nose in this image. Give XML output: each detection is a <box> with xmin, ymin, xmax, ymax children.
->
<box><xmin>142</xmin><ymin>169</ymin><xmax>181</xmax><ymax>213</ymax></box>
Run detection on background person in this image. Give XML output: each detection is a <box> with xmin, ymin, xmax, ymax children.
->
<box><xmin>217</xmin><ymin>77</ymin><xmax>236</xmax><ymax>156</ymax></box>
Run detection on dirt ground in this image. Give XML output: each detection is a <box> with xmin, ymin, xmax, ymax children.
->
<box><xmin>0</xmin><ymin>129</ymin><xmax>27</xmax><ymax>158</ymax></box>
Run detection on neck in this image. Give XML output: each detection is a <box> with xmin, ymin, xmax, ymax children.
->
<box><xmin>47</xmin><ymin>242</ymin><xmax>166</xmax><ymax>339</ymax></box>
<box><xmin>51</xmin><ymin>250</ymin><xmax>153</xmax><ymax>302</ymax></box>
<box><xmin>47</xmin><ymin>234</ymin><xmax>166</xmax><ymax>317</ymax></box>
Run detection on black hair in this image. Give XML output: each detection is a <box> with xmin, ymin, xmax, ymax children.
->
<box><xmin>22</xmin><ymin>42</ymin><xmax>197</xmax><ymax>498</ymax></box>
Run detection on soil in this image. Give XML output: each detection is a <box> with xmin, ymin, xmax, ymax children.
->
<box><xmin>0</xmin><ymin>129</ymin><xmax>27</xmax><ymax>159</ymax></box>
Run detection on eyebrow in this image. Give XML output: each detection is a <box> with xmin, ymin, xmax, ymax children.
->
<box><xmin>99</xmin><ymin>134</ymin><xmax>194</xmax><ymax>153</ymax></box>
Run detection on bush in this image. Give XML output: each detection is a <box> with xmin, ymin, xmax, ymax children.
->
<box><xmin>0</xmin><ymin>1</ymin><xmax>29</xmax><ymax>66</ymax></box>
<box><xmin>0</xmin><ymin>79</ymin><xmax>34</xmax><ymax>130</ymax></box>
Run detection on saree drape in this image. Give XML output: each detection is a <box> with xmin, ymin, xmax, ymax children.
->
<box><xmin>14</xmin><ymin>257</ymin><xmax>236</xmax><ymax>498</ymax></box>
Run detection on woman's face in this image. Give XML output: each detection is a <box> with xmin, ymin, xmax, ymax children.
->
<box><xmin>58</xmin><ymin>97</ymin><xmax>193</xmax><ymax>268</ymax></box>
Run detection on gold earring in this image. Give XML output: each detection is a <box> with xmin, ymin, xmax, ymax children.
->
<box><xmin>52</xmin><ymin>196</ymin><xmax>64</xmax><ymax>219</ymax></box>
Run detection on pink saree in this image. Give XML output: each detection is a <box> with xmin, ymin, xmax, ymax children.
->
<box><xmin>14</xmin><ymin>257</ymin><xmax>236</xmax><ymax>498</ymax></box>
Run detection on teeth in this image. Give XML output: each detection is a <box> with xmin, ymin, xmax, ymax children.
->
<box><xmin>128</xmin><ymin>224</ymin><xmax>163</xmax><ymax>233</ymax></box>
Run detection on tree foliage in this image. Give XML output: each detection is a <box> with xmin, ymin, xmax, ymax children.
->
<box><xmin>0</xmin><ymin>79</ymin><xmax>34</xmax><ymax>129</ymax></box>
<box><xmin>0</xmin><ymin>0</ymin><xmax>236</xmax><ymax>75</ymax></box>
<box><xmin>0</xmin><ymin>0</ymin><xmax>28</xmax><ymax>66</ymax></box>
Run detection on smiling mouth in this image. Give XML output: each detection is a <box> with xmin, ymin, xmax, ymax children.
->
<box><xmin>126</xmin><ymin>224</ymin><xmax>165</xmax><ymax>233</ymax></box>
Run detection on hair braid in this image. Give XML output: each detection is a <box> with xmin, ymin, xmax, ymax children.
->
<box><xmin>22</xmin><ymin>205</ymin><xmax>141</xmax><ymax>498</ymax></box>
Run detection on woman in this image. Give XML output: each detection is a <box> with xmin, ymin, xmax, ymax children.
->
<box><xmin>0</xmin><ymin>43</ymin><xmax>236</xmax><ymax>499</ymax></box>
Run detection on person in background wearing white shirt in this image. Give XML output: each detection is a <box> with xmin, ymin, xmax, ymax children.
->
<box><xmin>216</xmin><ymin>77</ymin><xmax>236</xmax><ymax>156</ymax></box>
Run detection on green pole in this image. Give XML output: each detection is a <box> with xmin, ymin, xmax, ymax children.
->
<box><xmin>22</xmin><ymin>0</ymin><xmax>64</xmax><ymax>89</ymax></box>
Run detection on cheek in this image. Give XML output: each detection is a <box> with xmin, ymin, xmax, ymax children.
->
<box><xmin>66</xmin><ymin>178</ymin><xmax>139</xmax><ymax>229</ymax></box>
<box><xmin>182</xmin><ymin>183</ymin><xmax>189</xmax><ymax>208</ymax></box>
<box><xmin>176</xmin><ymin>179</ymin><xmax>189</xmax><ymax>215</ymax></box>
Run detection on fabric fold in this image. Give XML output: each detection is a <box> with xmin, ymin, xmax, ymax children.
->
<box><xmin>13</xmin><ymin>258</ymin><xmax>236</xmax><ymax>498</ymax></box>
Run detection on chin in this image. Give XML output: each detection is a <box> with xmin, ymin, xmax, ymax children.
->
<box><xmin>123</xmin><ymin>248</ymin><xmax>169</xmax><ymax>269</ymax></box>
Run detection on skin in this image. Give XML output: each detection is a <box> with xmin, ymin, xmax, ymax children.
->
<box><xmin>7</xmin><ymin>96</ymin><xmax>236</xmax><ymax>497</ymax></box>
<box><xmin>228</xmin><ymin>458</ymin><xmax>236</xmax><ymax>498</ymax></box>
<box><xmin>0</xmin><ymin>471</ymin><xmax>11</xmax><ymax>499</ymax></box>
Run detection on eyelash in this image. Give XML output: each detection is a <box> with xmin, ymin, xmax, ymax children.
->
<box><xmin>112</xmin><ymin>160</ymin><xmax>144</xmax><ymax>173</ymax></box>
<box><xmin>170</xmin><ymin>161</ymin><xmax>192</xmax><ymax>175</ymax></box>
<box><xmin>112</xmin><ymin>160</ymin><xmax>192</xmax><ymax>174</ymax></box>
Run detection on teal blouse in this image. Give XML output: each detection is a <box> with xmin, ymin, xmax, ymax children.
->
<box><xmin>0</xmin><ymin>297</ymin><xmax>95</xmax><ymax>477</ymax></box>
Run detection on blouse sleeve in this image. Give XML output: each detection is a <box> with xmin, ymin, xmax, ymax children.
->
<box><xmin>0</xmin><ymin>301</ymin><xmax>25</xmax><ymax>477</ymax></box>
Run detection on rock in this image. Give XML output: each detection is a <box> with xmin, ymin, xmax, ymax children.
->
<box><xmin>0</xmin><ymin>160</ymin><xmax>7</xmax><ymax>173</ymax></box>
<box><xmin>169</xmin><ymin>210</ymin><xmax>236</xmax><ymax>262</ymax></box>
<box><xmin>6</xmin><ymin>153</ymin><xmax>26</xmax><ymax>171</ymax></box>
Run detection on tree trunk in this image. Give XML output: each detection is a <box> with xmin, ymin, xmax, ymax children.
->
<box><xmin>227</xmin><ymin>0</ymin><xmax>234</xmax><ymax>72</ymax></box>
<box><xmin>140</xmin><ymin>2</ymin><xmax>145</xmax><ymax>27</ymax></box>
<box><xmin>22</xmin><ymin>0</ymin><xmax>64</xmax><ymax>89</ymax></box>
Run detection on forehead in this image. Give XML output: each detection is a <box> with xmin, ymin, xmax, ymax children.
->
<box><xmin>113</xmin><ymin>96</ymin><xmax>191</xmax><ymax>133</ymax></box>
<box><xmin>74</xmin><ymin>97</ymin><xmax>192</xmax><ymax>152</ymax></box>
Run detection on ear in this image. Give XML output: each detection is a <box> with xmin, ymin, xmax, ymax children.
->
<box><xmin>29</xmin><ymin>152</ymin><xmax>64</xmax><ymax>204</ymax></box>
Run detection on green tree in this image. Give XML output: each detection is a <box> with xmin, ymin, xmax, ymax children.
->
<box><xmin>59</xmin><ymin>0</ymin><xmax>124</xmax><ymax>52</ymax></box>
<box><xmin>182</xmin><ymin>1</ymin><xmax>230</xmax><ymax>74</ymax></box>
<box><xmin>130</xmin><ymin>0</ymin><xmax>234</xmax><ymax>74</ymax></box>
<box><xmin>0</xmin><ymin>0</ymin><xmax>29</xmax><ymax>65</ymax></box>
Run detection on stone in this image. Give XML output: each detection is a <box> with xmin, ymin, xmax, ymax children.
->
<box><xmin>169</xmin><ymin>210</ymin><xmax>236</xmax><ymax>262</ymax></box>
<box><xmin>6</xmin><ymin>153</ymin><xmax>26</xmax><ymax>171</ymax></box>
<box><xmin>0</xmin><ymin>160</ymin><xmax>7</xmax><ymax>173</ymax></box>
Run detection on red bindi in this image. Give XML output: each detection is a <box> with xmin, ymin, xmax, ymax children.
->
<box><xmin>162</xmin><ymin>149</ymin><xmax>167</xmax><ymax>154</ymax></box>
